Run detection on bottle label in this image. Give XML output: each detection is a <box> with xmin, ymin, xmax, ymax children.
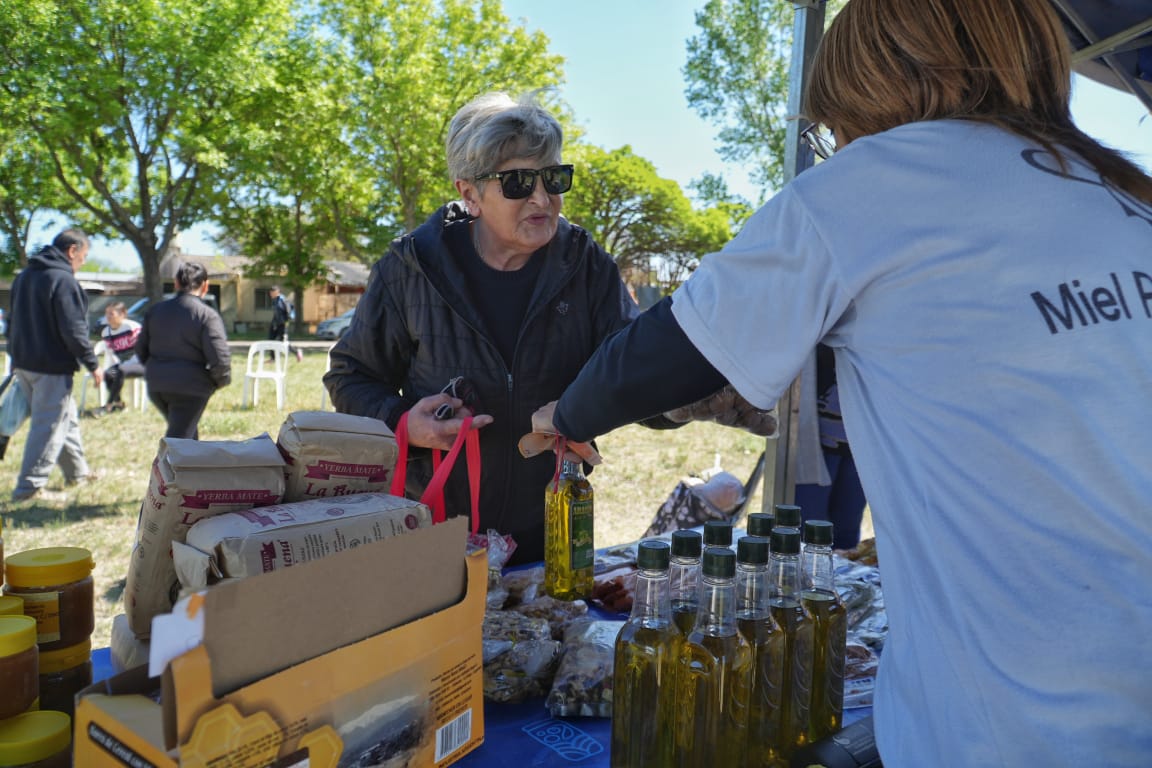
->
<box><xmin>569</xmin><ymin>498</ymin><xmax>594</xmax><ymax>570</ymax></box>
<box><xmin>19</xmin><ymin>591</ymin><xmax>62</xmax><ymax>643</ymax></box>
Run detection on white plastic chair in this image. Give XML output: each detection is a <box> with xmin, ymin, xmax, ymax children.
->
<box><xmin>243</xmin><ymin>341</ymin><xmax>288</xmax><ymax>409</ymax></box>
<box><xmin>79</xmin><ymin>341</ymin><xmax>113</xmax><ymax>411</ymax></box>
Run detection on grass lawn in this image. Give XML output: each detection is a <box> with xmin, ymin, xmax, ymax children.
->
<box><xmin>0</xmin><ymin>345</ymin><xmax>772</xmax><ymax>647</ymax></box>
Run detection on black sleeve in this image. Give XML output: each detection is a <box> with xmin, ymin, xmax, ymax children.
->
<box><xmin>554</xmin><ymin>296</ymin><xmax>727</xmax><ymax>442</ymax></box>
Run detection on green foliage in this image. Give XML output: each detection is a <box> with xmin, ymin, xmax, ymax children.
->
<box><xmin>683</xmin><ymin>0</ymin><xmax>795</xmax><ymax>196</ymax></box>
<box><xmin>0</xmin><ymin>0</ymin><xmax>297</xmax><ymax>296</ymax></box>
<box><xmin>563</xmin><ymin>144</ymin><xmax>746</xmax><ymax>292</ymax></box>
<box><xmin>316</xmin><ymin>0</ymin><xmax>565</xmax><ymax>245</ymax></box>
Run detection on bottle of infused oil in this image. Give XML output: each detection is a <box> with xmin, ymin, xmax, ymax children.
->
<box><xmin>544</xmin><ymin>459</ymin><xmax>594</xmax><ymax>600</ymax></box>
<box><xmin>673</xmin><ymin>547</ymin><xmax>753</xmax><ymax>767</ymax></box>
<box><xmin>768</xmin><ymin>527</ymin><xmax>814</xmax><ymax>765</ymax></box>
<box><xmin>612</xmin><ymin>540</ymin><xmax>678</xmax><ymax>768</ymax></box>
<box><xmin>735</xmin><ymin>535</ymin><xmax>786</xmax><ymax>768</ymax></box>
<box><xmin>802</xmin><ymin>520</ymin><xmax>847</xmax><ymax>743</ymax></box>
<box><xmin>670</xmin><ymin>530</ymin><xmax>703</xmax><ymax>637</ymax></box>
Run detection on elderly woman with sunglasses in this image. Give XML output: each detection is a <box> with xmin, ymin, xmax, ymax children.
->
<box><xmin>324</xmin><ymin>91</ymin><xmax>656</xmax><ymax>565</ymax></box>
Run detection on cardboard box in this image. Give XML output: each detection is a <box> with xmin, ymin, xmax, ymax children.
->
<box><xmin>76</xmin><ymin>517</ymin><xmax>486</xmax><ymax>767</ymax></box>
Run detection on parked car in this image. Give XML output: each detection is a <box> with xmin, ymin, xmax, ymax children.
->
<box><xmin>314</xmin><ymin>308</ymin><xmax>356</xmax><ymax>340</ymax></box>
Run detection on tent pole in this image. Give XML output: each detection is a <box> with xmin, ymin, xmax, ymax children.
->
<box><xmin>763</xmin><ymin>0</ymin><xmax>827</xmax><ymax>512</ymax></box>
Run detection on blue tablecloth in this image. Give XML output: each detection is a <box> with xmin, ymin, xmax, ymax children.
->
<box><xmin>92</xmin><ymin>647</ymin><xmax>868</xmax><ymax>767</ymax></box>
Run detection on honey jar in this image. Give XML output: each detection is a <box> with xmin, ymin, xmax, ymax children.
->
<box><xmin>0</xmin><ymin>711</ymin><xmax>72</xmax><ymax>768</ymax></box>
<box><xmin>3</xmin><ymin>547</ymin><xmax>95</xmax><ymax>652</ymax></box>
<box><xmin>0</xmin><ymin>615</ymin><xmax>39</xmax><ymax>721</ymax></box>
<box><xmin>37</xmin><ymin>639</ymin><xmax>92</xmax><ymax>718</ymax></box>
<box><xmin>0</xmin><ymin>595</ymin><xmax>24</xmax><ymax>617</ymax></box>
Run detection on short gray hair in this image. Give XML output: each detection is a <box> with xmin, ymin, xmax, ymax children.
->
<box><xmin>446</xmin><ymin>91</ymin><xmax>563</xmax><ymax>183</ymax></box>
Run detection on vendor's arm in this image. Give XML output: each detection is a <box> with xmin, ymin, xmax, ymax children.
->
<box><xmin>554</xmin><ymin>297</ymin><xmax>727</xmax><ymax>442</ymax></box>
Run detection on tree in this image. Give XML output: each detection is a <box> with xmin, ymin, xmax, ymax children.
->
<box><xmin>0</xmin><ymin>127</ymin><xmax>79</xmax><ymax>272</ymax></box>
<box><xmin>683</xmin><ymin>0</ymin><xmax>841</xmax><ymax>196</ymax></box>
<box><xmin>317</xmin><ymin>0</ymin><xmax>565</xmax><ymax>248</ymax></box>
<box><xmin>0</xmin><ymin>0</ymin><xmax>297</xmax><ymax>298</ymax></box>
<box><xmin>562</xmin><ymin>144</ymin><xmax>739</xmax><ymax>292</ymax></box>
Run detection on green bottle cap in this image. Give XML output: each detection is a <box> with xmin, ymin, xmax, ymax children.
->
<box><xmin>637</xmin><ymin>540</ymin><xmax>671</xmax><ymax>570</ymax></box>
<box><xmin>702</xmin><ymin>546</ymin><xmax>736</xmax><ymax>578</ymax></box>
<box><xmin>771</xmin><ymin>526</ymin><xmax>801</xmax><ymax>555</ymax></box>
<box><xmin>736</xmin><ymin>535</ymin><xmax>769</xmax><ymax>565</ymax></box>
<box><xmin>703</xmin><ymin>520</ymin><xmax>733</xmax><ymax>547</ymax></box>
<box><xmin>803</xmin><ymin>520</ymin><xmax>834</xmax><ymax>546</ymax></box>
<box><xmin>746</xmin><ymin>513</ymin><xmax>775</xmax><ymax>537</ymax></box>
<box><xmin>671</xmin><ymin>530</ymin><xmax>702</xmax><ymax>558</ymax></box>
<box><xmin>773</xmin><ymin>504</ymin><xmax>802</xmax><ymax>528</ymax></box>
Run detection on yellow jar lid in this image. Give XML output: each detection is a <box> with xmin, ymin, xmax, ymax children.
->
<box><xmin>0</xmin><ymin>615</ymin><xmax>37</xmax><ymax>657</ymax></box>
<box><xmin>4</xmin><ymin>546</ymin><xmax>94</xmax><ymax>587</ymax></box>
<box><xmin>38</xmin><ymin>638</ymin><xmax>91</xmax><ymax>674</ymax></box>
<box><xmin>0</xmin><ymin>711</ymin><xmax>71</xmax><ymax>765</ymax></box>
<box><xmin>0</xmin><ymin>595</ymin><xmax>23</xmax><ymax>616</ymax></box>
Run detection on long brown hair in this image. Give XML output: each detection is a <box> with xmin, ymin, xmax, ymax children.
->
<box><xmin>804</xmin><ymin>0</ymin><xmax>1152</xmax><ymax>204</ymax></box>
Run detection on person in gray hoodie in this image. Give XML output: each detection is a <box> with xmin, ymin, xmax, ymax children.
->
<box><xmin>9</xmin><ymin>227</ymin><xmax>102</xmax><ymax>502</ymax></box>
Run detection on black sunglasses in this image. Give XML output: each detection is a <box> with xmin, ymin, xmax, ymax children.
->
<box><xmin>474</xmin><ymin>164</ymin><xmax>574</xmax><ymax>199</ymax></box>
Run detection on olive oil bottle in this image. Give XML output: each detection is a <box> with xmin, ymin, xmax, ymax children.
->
<box><xmin>544</xmin><ymin>460</ymin><xmax>594</xmax><ymax>600</ymax></box>
<box><xmin>673</xmin><ymin>547</ymin><xmax>753</xmax><ymax>767</ymax></box>
<box><xmin>802</xmin><ymin>520</ymin><xmax>847</xmax><ymax>743</ymax></box>
<box><xmin>612</xmin><ymin>540</ymin><xmax>677</xmax><ymax>768</ymax></box>
<box><xmin>670</xmin><ymin>530</ymin><xmax>703</xmax><ymax>637</ymax></box>
<box><xmin>736</xmin><ymin>535</ymin><xmax>786</xmax><ymax>768</ymax></box>
<box><xmin>767</xmin><ymin>527</ymin><xmax>814</xmax><ymax>765</ymax></box>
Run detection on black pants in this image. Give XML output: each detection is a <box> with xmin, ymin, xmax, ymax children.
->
<box><xmin>148</xmin><ymin>391</ymin><xmax>210</xmax><ymax>440</ymax></box>
<box><xmin>268</xmin><ymin>323</ymin><xmax>300</xmax><ymax>357</ymax></box>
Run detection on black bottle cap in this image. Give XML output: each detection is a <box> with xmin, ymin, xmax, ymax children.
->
<box><xmin>746</xmin><ymin>512</ymin><xmax>775</xmax><ymax>537</ymax></box>
<box><xmin>637</xmin><ymin>540</ymin><xmax>671</xmax><ymax>570</ymax></box>
<box><xmin>774</xmin><ymin>504</ymin><xmax>802</xmax><ymax>528</ymax></box>
<box><xmin>736</xmin><ymin>535</ymin><xmax>769</xmax><ymax>565</ymax></box>
<box><xmin>771</xmin><ymin>526</ymin><xmax>801</xmax><ymax>555</ymax></box>
<box><xmin>671</xmin><ymin>529</ymin><xmax>703</xmax><ymax>558</ymax></box>
<box><xmin>803</xmin><ymin>520</ymin><xmax>834</xmax><ymax>546</ymax></box>
<box><xmin>703</xmin><ymin>520</ymin><xmax>733</xmax><ymax>547</ymax></box>
<box><xmin>702</xmin><ymin>546</ymin><xmax>736</xmax><ymax>578</ymax></box>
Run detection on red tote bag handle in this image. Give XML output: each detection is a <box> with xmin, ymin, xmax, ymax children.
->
<box><xmin>390</xmin><ymin>411</ymin><xmax>481</xmax><ymax>533</ymax></box>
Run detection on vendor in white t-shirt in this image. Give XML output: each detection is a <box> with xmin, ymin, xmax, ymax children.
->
<box><xmin>548</xmin><ymin>0</ymin><xmax>1152</xmax><ymax>766</ymax></box>
<box><xmin>100</xmin><ymin>301</ymin><xmax>144</xmax><ymax>411</ymax></box>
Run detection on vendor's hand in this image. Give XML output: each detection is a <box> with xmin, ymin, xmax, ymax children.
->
<box><xmin>663</xmin><ymin>385</ymin><xmax>777</xmax><ymax>437</ymax></box>
<box><xmin>405</xmin><ymin>393</ymin><xmax>492</xmax><ymax>451</ymax></box>
<box><xmin>518</xmin><ymin>401</ymin><xmax>602</xmax><ymax>465</ymax></box>
<box><xmin>91</xmin><ymin>368</ymin><xmax>105</xmax><ymax>386</ymax></box>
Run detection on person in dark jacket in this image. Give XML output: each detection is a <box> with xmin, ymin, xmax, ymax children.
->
<box><xmin>267</xmin><ymin>285</ymin><xmax>303</xmax><ymax>363</ymax></box>
<box><xmin>324</xmin><ymin>91</ymin><xmax>658</xmax><ymax>564</ymax></box>
<box><xmin>9</xmin><ymin>228</ymin><xmax>102</xmax><ymax>502</ymax></box>
<box><xmin>137</xmin><ymin>262</ymin><xmax>231</xmax><ymax>439</ymax></box>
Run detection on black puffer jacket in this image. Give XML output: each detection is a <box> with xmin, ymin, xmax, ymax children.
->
<box><xmin>137</xmin><ymin>293</ymin><xmax>231</xmax><ymax>397</ymax></box>
<box><xmin>325</xmin><ymin>203</ymin><xmax>640</xmax><ymax>563</ymax></box>
<box><xmin>9</xmin><ymin>245</ymin><xmax>99</xmax><ymax>375</ymax></box>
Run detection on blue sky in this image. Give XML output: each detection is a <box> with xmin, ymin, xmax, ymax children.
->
<box><xmin>88</xmin><ymin>0</ymin><xmax>1152</xmax><ymax>266</ymax></box>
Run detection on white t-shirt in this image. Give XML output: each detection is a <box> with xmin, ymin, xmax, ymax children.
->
<box><xmin>672</xmin><ymin>120</ymin><xmax>1152</xmax><ymax>767</ymax></box>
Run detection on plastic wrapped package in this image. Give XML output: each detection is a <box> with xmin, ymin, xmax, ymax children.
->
<box><xmin>500</xmin><ymin>566</ymin><xmax>544</xmax><ymax>608</ymax></box>
<box><xmin>545</xmin><ymin>619</ymin><xmax>619</xmax><ymax>717</ymax></box>
<box><xmin>483</xmin><ymin>639</ymin><xmax>562</xmax><ymax>703</ymax></box>
<box><xmin>511</xmin><ymin>595</ymin><xmax>589</xmax><ymax>640</ymax></box>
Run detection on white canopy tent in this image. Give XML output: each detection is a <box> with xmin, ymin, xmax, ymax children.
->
<box><xmin>763</xmin><ymin>0</ymin><xmax>1152</xmax><ymax>509</ymax></box>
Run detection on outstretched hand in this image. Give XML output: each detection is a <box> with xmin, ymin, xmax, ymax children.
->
<box><xmin>404</xmin><ymin>392</ymin><xmax>493</xmax><ymax>451</ymax></box>
<box><xmin>518</xmin><ymin>400</ymin><xmax>602</xmax><ymax>465</ymax></box>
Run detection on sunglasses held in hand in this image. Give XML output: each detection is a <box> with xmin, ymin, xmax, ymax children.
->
<box><xmin>434</xmin><ymin>376</ymin><xmax>480</xmax><ymax>421</ymax></box>
<box><xmin>474</xmin><ymin>164</ymin><xmax>574</xmax><ymax>199</ymax></box>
